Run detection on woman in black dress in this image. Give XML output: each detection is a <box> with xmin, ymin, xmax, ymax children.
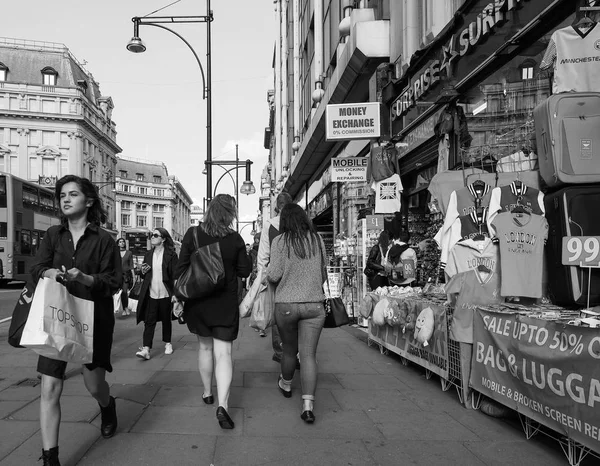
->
<box><xmin>174</xmin><ymin>194</ymin><xmax>251</xmax><ymax>429</ymax></box>
<box><xmin>31</xmin><ymin>175</ymin><xmax>122</xmax><ymax>466</ymax></box>
<box><xmin>134</xmin><ymin>228</ymin><xmax>178</xmax><ymax>359</ymax></box>
<box><xmin>116</xmin><ymin>238</ymin><xmax>134</xmax><ymax>316</ymax></box>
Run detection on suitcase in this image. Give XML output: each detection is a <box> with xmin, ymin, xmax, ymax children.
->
<box><xmin>534</xmin><ymin>92</ymin><xmax>600</xmax><ymax>188</ymax></box>
<box><xmin>544</xmin><ymin>185</ymin><xmax>600</xmax><ymax>307</ymax></box>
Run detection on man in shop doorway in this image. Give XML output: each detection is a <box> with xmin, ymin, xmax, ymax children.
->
<box><xmin>256</xmin><ymin>192</ymin><xmax>300</xmax><ymax>368</ymax></box>
<box><xmin>387</xmin><ymin>231</ymin><xmax>417</xmax><ymax>287</ymax></box>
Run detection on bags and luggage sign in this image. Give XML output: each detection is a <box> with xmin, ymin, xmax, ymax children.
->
<box><xmin>326</xmin><ymin>103</ymin><xmax>381</xmax><ymax>141</ymax></box>
<box><xmin>562</xmin><ymin>236</ymin><xmax>600</xmax><ymax>267</ymax></box>
<box><xmin>330</xmin><ymin>156</ymin><xmax>368</xmax><ymax>182</ymax></box>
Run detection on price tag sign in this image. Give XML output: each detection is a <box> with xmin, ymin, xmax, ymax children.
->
<box><xmin>561</xmin><ymin>236</ymin><xmax>600</xmax><ymax>267</ymax></box>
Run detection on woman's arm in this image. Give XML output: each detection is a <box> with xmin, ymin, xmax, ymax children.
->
<box><xmin>266</xmin><ymin>237</ymin><xmax>284</xmax><ymax>284</ymax></box>
<box><xmin>366</xmin><ymin>245</ymin><xmax>384</xmax><ymax>271</ymax></box>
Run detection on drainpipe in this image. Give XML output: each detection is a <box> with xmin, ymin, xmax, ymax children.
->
<box><xmin>281</xmin><ymin>0</ymin><xmax>289</xmax><ymax>174</ymax></box>
<box><xmin>291</xmin><ymin>0</ymin><xmax>301</xmax><ymax>155</ymax></box>
<box><xmin>312</xmin><ymin>0</ymin><xmax>325</xmax><ymax>105</ymax></box>
<box><xmin>274</xmin><ymin>0</ymin><xmax>282</xmax><ymax>185</ymax></box>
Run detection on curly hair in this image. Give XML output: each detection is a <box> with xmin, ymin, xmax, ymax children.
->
<box><xmin>55</xmin><ymin>175</ymin><xmax>107</xmax><ymax>226</ymax></box>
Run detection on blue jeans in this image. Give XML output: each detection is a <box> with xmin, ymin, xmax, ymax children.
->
<box><xmin>274</xmin><ymin>302</ymin><xmax>325</xmax><ymax>400</ymax></box>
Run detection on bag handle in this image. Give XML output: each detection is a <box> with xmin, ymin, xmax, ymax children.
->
<box><xmin>193</xmin><ymin>225</ymin><xmax>200</xmax><ymax>250</ymax></box>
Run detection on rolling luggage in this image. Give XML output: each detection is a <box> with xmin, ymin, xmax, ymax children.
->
<box><xmin>544</xmin><ymin>185</ymin><xmax>600</xmax><ymax>307</ymax></box>
<box><xmin>534</xmin><ymin>92</ymin><xmax>600</xmax><ymax>188</ymax></box>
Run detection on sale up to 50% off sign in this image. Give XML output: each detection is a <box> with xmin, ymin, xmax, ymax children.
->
<box><xmin>562</xmin><ymin>236</ymin><xmax>600</xmax><ymax>308</ymax></box>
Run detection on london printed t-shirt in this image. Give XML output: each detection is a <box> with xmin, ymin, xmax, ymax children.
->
<box><xmin>374</xmin><ymin>173</ymin><xmax>403</xmax><ymax>214</ymax></box>
<box><xmin>445</xmin><ymin>269</ymin><xmax>503</xmax><ymax>343</ymax></box>
<box><xmin>487</xmin><ymin>182</ymin><xmax>545</xmax><ymax>236</ymax></box>
<box><xmin>540</xmin><ymin>24</ymin><xmax>600</xmax><ymax>94</ymax></box>
<box><xmin>491</xmin><ymin>212</ymin><xmax>548</xmax><ymax>298</ymax></box>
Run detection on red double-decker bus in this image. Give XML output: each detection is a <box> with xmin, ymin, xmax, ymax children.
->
<box><xmin>0</xmin><ymin>172</ymin><xmax>60</xmax><ymax>284</ymax></box>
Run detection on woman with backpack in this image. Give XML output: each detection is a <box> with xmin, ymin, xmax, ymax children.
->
<box><xmin>174</xmin><ymin>194</ymin><xmax>252</xmax><ymax>429</ymax></box>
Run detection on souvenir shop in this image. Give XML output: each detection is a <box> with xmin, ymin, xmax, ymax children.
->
<box><xmin>357</xmin><ymin>0</ymin><xmax>600</xmax><ymax>464</ymax></box>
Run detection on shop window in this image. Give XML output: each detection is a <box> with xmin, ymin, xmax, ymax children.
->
<box><xmin>0</xmin><ymin>63</ymin><xmax>7</xmax><ymax>82</ymax></box>
<box><xmin>41</xmin><ymin>67</ymin><xmax>58</xmax><ymax>86</ymax></box>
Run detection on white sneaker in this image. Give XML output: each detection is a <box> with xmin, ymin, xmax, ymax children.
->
<box><xmin>164</xmin><ymin>343</ymin><xmax>173</xmax><ymax>355</ymax></box>
<box><xmin>136</xmin><ymin>346</ymin><xmax>151</xmax><ymax>360</ymax></box>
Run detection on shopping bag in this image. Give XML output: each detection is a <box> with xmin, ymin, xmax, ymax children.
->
<box><xmin>129</xmin><ymin>277</ymin><xmax>142</xmax><ymax>300</ymax></box>
<box><xmin>20</xmin><ymin>278</ymin><xmax>95</xmax><ymax>364</ymax></box>
<box><xmin>128</xmin><ymin>298</ymin><xmax>138</xmax><ymax>314</ymax></box>
<box><xmin>113</xmin><ymin>290</ymin><xmax>123</xmax><ymax>314</ymax></box>
<box><xmin>8</xmin><ymin>278</ymin><xmax>36</xmax><ymax>348</ymax></box>
<box><xmin>249</xmin><ymin>282</ymin><xmax>275</xmax><ymax>331</ymax></box>
<box><xmin>239</xmin><ymin>269</ymin><xmax>265</xmax><ymax>318</ymax></box>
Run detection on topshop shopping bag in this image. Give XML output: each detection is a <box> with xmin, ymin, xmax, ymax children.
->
<box><xmin>20</xmin><ymin>277</ymin><xmax>94</xmax><ymax>364</ymax></box>
<box><xmin>113</xmin><ymin>290</ymin><xmax>123</xmax><ymax>314</ymax></box>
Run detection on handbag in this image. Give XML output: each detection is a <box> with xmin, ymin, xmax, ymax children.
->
<box><xmin>129</xmin><ymin>276</ymin><xmax>142</xmax><ymax>300</ymax></box>
<box><xmin>20</xmin><ymin>277</ymin><xmax>95</xmax><ymax>364</ymax></box>
<box><xmin>174</xmin><ymin>226</ymin><xmax>226</xmax><ymax>300</ymax></box>
<box><xmin>113</xmin><ymin>290</ymin><xmax>123</xmax><ymax>314</ymax></box>
<box><xmin>249</xmin><ymin>282</ymin><xmax>275</xmax><ymax>331</ymax></box>
<box><xmin>318</xmin><ymin>241</ymin><xmax>349</xmax><ymax>328</ymax></box>
<box><xmin>8</xmin><ymin>279</ymin><xmax>36</xmax><ymax>348</ymax></box>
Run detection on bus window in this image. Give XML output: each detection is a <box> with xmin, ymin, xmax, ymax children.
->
<box><xmin>40</xmin><ymin>191</ymin><xmax>54</xmax><ymax>214</ymax></box>
<box><xmin>22</xmin><ymin>184</ymin><xmax>39</xmax><ymax>210</ymax></box>
<box><xmin>21</xmin><ymin>229</ymin><xmax>31</xmax><ymax>255</ymax></box>
<box><xmin>0</xmin><ymin>175</ymin><xmax>6</xmax><ymax>208</ymax></box>
<box><xmin>32</xmin><ymin>231</ymin><xmax>39</xmax><ymax>256</ymax></box>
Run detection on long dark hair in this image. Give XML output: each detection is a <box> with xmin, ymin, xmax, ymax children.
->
<box><xmin>378</xmin><ymin>230</ymin><xmax>391</xmax><ymax>253</ymax></box>
<box><xmin>279</xmin><ymin>203</ymin><xmax>320</xmax><ymax>259</ymax></box>
<box><xmin>55</xmin><ymin>175</ymin><xmax>107</xmax><ymax>226</ymax></box>
<box><xmin>154</xmin><ymin>227</ymin><xmax>175</xmax><ymax>255</ymax></box>
<box><xmin>202</xmin><ymin>194</ymin><xmax>236</xmax><ymax>238</ymax></box>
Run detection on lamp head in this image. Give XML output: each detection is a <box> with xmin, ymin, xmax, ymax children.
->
<box><xmin>127</xmin><ymin>37</ymin><xmax>147</xmax><ymax>53</ymax></box>
<box><xmin>240</xmin><ymin>180</ymin><xmax>256</xmax><ymax>195</ymax></box>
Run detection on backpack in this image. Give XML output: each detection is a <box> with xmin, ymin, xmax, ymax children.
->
<box><xmin>174</xmin><ymin>226</ymin><xmax>226</xmax><ymax>300</ymax></box>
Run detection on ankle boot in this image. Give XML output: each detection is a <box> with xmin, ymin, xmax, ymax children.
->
<box><xmin>41</xmin><ymin>446</ymin><xmax>60</xmax><ymax>466</ymax></box>
<box><xmin>99</xmin><ymin>396</ymin><xmax>118</xmax><ymax>438</ymax></box>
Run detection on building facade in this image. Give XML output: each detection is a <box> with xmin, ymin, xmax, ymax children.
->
<box><xmin>0</xmin><ymin>37</ymin><xmax>121</xmax><ymax>231</ymax></box>
<box><xmin>115</xmin><ymin>156</ymin><xmax>192</xmax><ymax>254</ymax></box>
<box><xmin>190</xmin><ymin>204</ymin><xmax>203</xmax><ymax>227</ymax></box>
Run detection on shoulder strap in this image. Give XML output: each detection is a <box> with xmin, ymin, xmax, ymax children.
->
<box><xmin>193</xmin><ymin>225</ymin><xmax>200</xmax><ymax>250</ymax></box>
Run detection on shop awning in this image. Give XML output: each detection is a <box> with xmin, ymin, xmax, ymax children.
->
<box><xmin>284</xmin><ymin>20</ymin><xmax>390</xmax><ymax>198</ymax></box>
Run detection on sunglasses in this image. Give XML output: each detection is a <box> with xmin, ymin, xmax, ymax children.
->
<box><xmin>151</xmin><ymin>233</ymin><xmax>163</xmax><ymax>239</ymax></box>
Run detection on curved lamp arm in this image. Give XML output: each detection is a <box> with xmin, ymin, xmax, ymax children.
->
<box><xmin>213</xmin><ymin>167</ymin><xmax>237</xmax><ymax>195</ymax></box>
<box><xmin>136</xmin><ymin>21</ymin><xmax>207</xmax><ymax>99</ymax></box>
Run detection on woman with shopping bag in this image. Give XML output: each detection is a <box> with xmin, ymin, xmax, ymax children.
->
<box><xmin>29</xmin><ymin>175</ymin><xmax>122</xmax><ymax>466</ymax></box>
<box><xmin>116</xmin><ymin>237</ymin><xmax>134</xmax><ymax>317</ymax></box>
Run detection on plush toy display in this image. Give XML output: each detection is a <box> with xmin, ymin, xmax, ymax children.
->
<box><xmin>359</xmin><ymin>294</ymin><xmax>376</xmax><ymax>318</ymax></box>
<box><xmin>403</xmin><ymin>303</ymin><xmax>419</xmax><ymax>334</ymax></box>
<box><xmin>414</xmin><ymin>306</ymin><xmax>435</xmax><ymax>346</ymax></box>
<box><xmin>384</xmin><ymin>299</ymin><xmax>408</xmax><ymax>327</ymax></box>
<box><xmin>372</xmin><ymin>298</ymin><xmax>388</xmax><ymax>326</ymax></box>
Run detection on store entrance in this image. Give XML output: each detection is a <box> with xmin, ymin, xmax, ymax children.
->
<box><xmin>312</xmin><ymin>206</ymin><xmax>333</xmax><ymax>257</ymax></box>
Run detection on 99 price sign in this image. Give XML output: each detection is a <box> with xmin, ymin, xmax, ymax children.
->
<box><xmin>561</xmin><ymin>236</ymin><xmax>600</xmax><ymax>267</ymax></box>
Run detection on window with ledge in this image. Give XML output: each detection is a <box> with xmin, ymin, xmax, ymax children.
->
<box><xmin>121</xmin><ymin>200</ymin><xmax>132</xmax><ymax>209</ymax></box>
<box><xmin>522</xmin><ymin>67</ymin><xmax>534</xmax><ymax>80</ymax></box>
<box><xmin>0</xmin><ymin>63</ymin><xmax>7</xmax><ymax>82</ymax></box>
<box><xmin>119</xmin><ymin>170</ymin><xmax>128</xmax><ymax>178</ymax></box>
<box><xmin>153</xmin><ymin>217</ymin><xmax>164</xmax><ymax>229</ymax></box>
<box><xmin>152</xmin><ymin>204</ymin><xmax>165</xmax><ymax>212</ymax></box>
<box><xmin>121</xmin><ymin>214</ymin><xmax>131</xmax><ymax>226</ymax></box>
<box><xmin>122</xmin><ymin>184</ymin><xmax>131</xmax><ymax>193</ymax></box>
<box><xmin>136</xmin><ymin>215</ymin><xmax>147</xmax><ymax>227</ymax></box>
<box><xmin>153</xmin><ymin>188</ymin><xmax>164</xmax><ymax>197</ymax></box>
<box><xmin>153</xmin><ymin>175</ymin><xmax>162</xmax><ymax>183</ymax></box>
<box><xmin>136</xmin><ymin>173</ymin><xmax>144</xmax><ymax>181</ymax></box>
<box><xmin>138</xmin><ymin>186</ymin><xmax>147</xmax><ymax>195</ymax></box>
<box><xmin>137</xmin><ymin>203</ymin><xmax>147</xmax><ymax>211</ymax></box>
<box><xmin>41</xmin><ymin>67</ymin><xmax>58</xmax><ymax>86</ymax></box>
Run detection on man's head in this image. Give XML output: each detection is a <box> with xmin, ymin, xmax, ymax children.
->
<box><xmin>399</xmin><ymin>230</ymin><xmax>411</xmax><ymax>244</ymax></box>
<box><xmin>253</xmin><ymin>232</ymin><xmax>261</xmax><ymax>247</ymax></box>
<box><xmin>275</xmin><ymin>192</ymin><xmax>293</xmax><ymax>215</ymax></box>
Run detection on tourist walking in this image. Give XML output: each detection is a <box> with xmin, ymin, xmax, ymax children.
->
<box><xmin>116</xmin><ymin>237</ymin><xmax>134</xmax><ymax>317</ymax></box>
<box><xmin>256</xmin><ymin>193</ymin><xmax>294</xmax><ymax>357</ymax></box>
<box><xmin>267</xmin><ymin>203</ymin><xmax>327</xmax><ymax>424</ymax></box>
<box><xmin>135</xmin><ymin>228</ymin><xmax>178</xmax><ymax>360</ymax></box>
<box><xmin>30</xmin><ymin>175</ymin><xmax>122</xmax><ymax>466</ymax></box>
<box><xmin>174</xmin><ymin>194</ymin><xmax>251</xmax><ymax>429</ymax></box>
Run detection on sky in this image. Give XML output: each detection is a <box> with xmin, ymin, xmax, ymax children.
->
<box><xmin>1</xmin><ymin>0</ymin><xmax>275</xmax><ymax>244</ymax></box>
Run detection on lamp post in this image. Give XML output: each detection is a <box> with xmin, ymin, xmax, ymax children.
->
<box><xmin>205</xmin><ymin>144</ymin><xmax>255</xmax><ymax>231</ymax></box>
<box><xmin>126</xmin><ymin>3</ymin><xmax>214</xmax><ymax>204</ymax></box>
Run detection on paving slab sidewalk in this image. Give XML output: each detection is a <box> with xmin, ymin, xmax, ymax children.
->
<box><xmin>0</xmin><ymin>315</ymin><xmax>580</xmax><ymax>465</ymax></box>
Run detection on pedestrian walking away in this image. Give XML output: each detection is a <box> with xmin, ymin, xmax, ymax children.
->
<box><xmin>135</xmin><ymin>228</ymin><xmax>179</xmax><ymax>360</ymax></box>
<box><xmin>256</xmin><ymin>192</ymin><xmax>300</xmax><ymax>367</ymax></box>
<box><xmin>30</xmin><ymin>175</ymin><xmax>122</xmax><ymax>466</ymax></box>
<box><xmin>267</xmin><ymin>203</ymin><xmax>327</xmax><ymax>424</ymax></box>
<box><xmin>174</xmin><ymin>194</ymin><xmax>251</xmax><ymax>430</ymax></box>
<box><xmin>116</xmin><ymin>237</ymin><xmax>134</xmax><ymax>317</ymax></box>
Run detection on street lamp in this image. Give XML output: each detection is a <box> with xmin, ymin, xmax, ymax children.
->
<box><xmin>126</xmin><ymin>3</ymin><xmax>214</xmax><ymax>204</ymax></box>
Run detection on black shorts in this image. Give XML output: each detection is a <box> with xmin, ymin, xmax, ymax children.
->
<box><xmin>37</xmin><ymin>356</ymin><xmax>109</xmax><ymax>379</ymax></box>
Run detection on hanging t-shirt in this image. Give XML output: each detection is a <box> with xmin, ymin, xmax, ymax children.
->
<box><xmin>445</xmin><ymin>269</ymin><xmax>503</xmax><ymax>343</ymax></box>
<box><xmin>487</xmin><ymin>182</ymin><xmax>545</xmax><ymax>236</ymax></box>
<box><xmin>440</xmin><ymin>208</ymin><xmax>491</xmax><ymax>266</ymax></box>
<box><xmin>369</xmin><ymin>145</ymin><xmax>399</xmax><ymax>182</ymax></box>
<box><xmin>445</xmin><ymin>237</ymin><xmax>499</xmax><ymax>279</ymax></box>
<box><xmin>496</xmin><ymin>151</ymin><xmax>538</xmax><ymax>173</ymax></box>
<box><xmin>540</xmin><ymin>24</ymin><xmax>600</xmax><ymax>94</ymax></box>
<box><xmin>491</xmin><ymin>212</ymin><xmax>548</xmax><ymax>298</ymax></box>
<box><xmin>374</xmin><ymin>173</ymin><xmax>403</xmax><ymax>214</ymax></box>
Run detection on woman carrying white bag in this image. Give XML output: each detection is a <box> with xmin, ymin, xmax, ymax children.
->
<box><xmin>29</xmin><ymin>175</ymin><xmax>122</xmax><ymax>466</ymax></box>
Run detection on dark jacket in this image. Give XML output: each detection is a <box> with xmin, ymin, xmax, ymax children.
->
<box><xmin>175</xmin><ymin>226</ymin><xmax>251</xmax><ymax>329</ymax></box>
<box><xmin>136</xmin><ymin>247</ymin><xmax>178</xmax><ymax>324</ymax></box>
<box><xmin>366</xmin><ymin>244</ymin><xmax>385</xmax><ymax>273</ymax></box>
<box><xmin>120</xmin><ymin>250</ymin><xmax>134</xmax><ymax>285</ymax></box>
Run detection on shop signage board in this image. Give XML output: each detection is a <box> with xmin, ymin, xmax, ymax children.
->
<box><xmin>365</xmin><ymin>215</ymin><xmax>384</xmax><ymax>231</ymax></box>
<box><xmin>562</xmin><ymin>236</ymin><xmax>600</xmax><ymax>267</ymax></box>
<box><xmin>471</xmin><ymin>309</ymin><xmax>600</xmax><ymax>454</ymax></box>
<box><xmin>326</xmin><ymin>103</ymin><xmax>381</xmax><ymax>141</ymax></box>
<box><xmin>330</xmin><ymin>156</ymin><xmax>368</xmax><ymax>182</ymax></box>
<box><xmin>369</xmin><ymin>299</ymin><xmax>449</xmax><ymax>379</ymax></box>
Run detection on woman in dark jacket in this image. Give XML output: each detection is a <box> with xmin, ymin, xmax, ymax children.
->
<box><xmin>135</xmin><ymin>227</ymin><xmax>178</xmax><ymax>360</ymax></box>
<box><xmin>31</xmin><ymin>175</ymin><xmax>121</xmax><ymax>466</ymax></box>
<box><xmin>174</xmin><ymin>194</ymin><xmax>251</xmax><ymax>430</ymax></box>
<box><xmin>116</xmin><ymin>238</ymin><xmax>134</xmax><ymax>316</ymax></box>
